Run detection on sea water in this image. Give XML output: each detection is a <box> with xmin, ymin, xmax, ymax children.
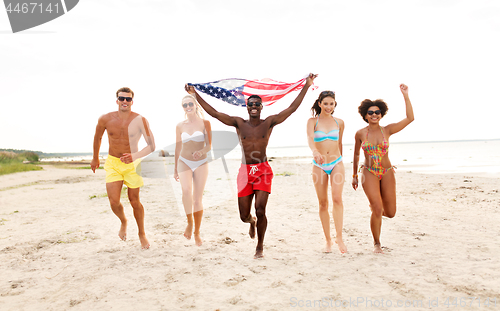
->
<box><xmin>40</xmin><ymin>140</ymin><xmax>500</xmax><ymax>177</ymax></box>
<box><xmin>225</xmin><ymin>140</ymin><xmax>500</xmax><ymax>177</ymax></box>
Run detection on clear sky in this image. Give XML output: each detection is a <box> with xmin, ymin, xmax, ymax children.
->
<box><xmin>1</xmin><ymin>0</ymin><xmax>499</xmax><ymax>153</ymax></box>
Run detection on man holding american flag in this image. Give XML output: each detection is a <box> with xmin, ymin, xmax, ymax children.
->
<box><xmin>185</xmin><ymin>73</ymin><xmax>317</xmax><ymax>258</ymax></box>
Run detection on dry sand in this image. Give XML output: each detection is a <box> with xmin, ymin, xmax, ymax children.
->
<box><xmin>0</xmin><ymin>158</ymin><xmax>499</xmax><ymax>310</ymax></box>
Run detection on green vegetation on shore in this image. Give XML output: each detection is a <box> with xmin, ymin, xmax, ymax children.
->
<box><xmin>0</xmin><ymin>151</ymin><xmax>43</xmax><ymax>175</ymax></box>
<box><xmin>0</xmin><ymin>148</ymin><xmax>98</xmax><ymax>159</ymax></box>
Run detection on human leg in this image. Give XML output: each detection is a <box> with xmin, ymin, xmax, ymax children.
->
<box><xmin>178</xmin><ymin>159</ymin><xmax>194</xmax><ymax>239</ymax></box>
<box><xmin>330</xmin><ymin>161</ymin><xmax>346</xmax><ymax>253</ymax></box>
<box><xmin>380</xmin><ymin>169</ymin><xmax>397</xmax><ymax>218</ymax></box>
<box><xmin>127</xmin><ymin>186</ymin><xmax>150</xmax><ymax>249</ymax></box>
<box><xmin>106</xmin><ymin>181</ymin><xmax>127</xmax><ymax>241</ymax></box>
<box><xmin>361</xmin><ymin>168</ymin><xmax>384</xmax><ymax>253</ymax></box>
<box><xmin>312</xmin><ymin>165</ymin><xmax>332</xmax><ymax>252</ymax></box>
<box><xmin>192</xmin><ymin>162</ymin><xmax>208</xmax><ymax>246</ymax></box>
<box><xmin>237</xmin><ymin>163</ymin><xmax>257</xmax><ymax>240</ymax></box>
<box><xmin>253</xmin><ymin>190</ymin><xmax>270</xmax><ymax>259</ymax></box>
<box><xmin>238</xmin><ymin>194</ymin><xmax>256</xmax><ymax>239</ymax></box>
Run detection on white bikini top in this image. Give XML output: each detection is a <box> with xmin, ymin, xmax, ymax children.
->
<box><xmin>181</xmin><ymin>131</ymin><xmax>205</xmax><ymax>143</ymax></box>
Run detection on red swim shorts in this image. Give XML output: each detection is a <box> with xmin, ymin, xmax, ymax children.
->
<box><xmin>237</xmin><ymin>161</ymin><xmax>273</xmax><ymax>197</ymax></box>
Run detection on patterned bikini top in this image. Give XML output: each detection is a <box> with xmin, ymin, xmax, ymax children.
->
<box><xmin>181</xmin><ymin>131</ymin><xmax>205</xmax><ymax>143</ymax></box>
<box><xmin>361</xmin><ymin>126</ymin><xmax>389</xmax><ymax>163</ymax></box>
<box><xmin>313</xmin><ymin>116</ymin><xmax>339</xmax><ymax>142</ymax></box>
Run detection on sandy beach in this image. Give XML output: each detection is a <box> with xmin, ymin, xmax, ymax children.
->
<box><xmin>1</xmin><ymin>157</ymin><xmax>499</xmax><ymax>310</ymax></box>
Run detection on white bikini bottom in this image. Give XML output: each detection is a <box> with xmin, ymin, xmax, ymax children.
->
<box><xmin>178</xmin><ymin>156</ymin><xmax>208</xmax><ymax>172</ymax></box>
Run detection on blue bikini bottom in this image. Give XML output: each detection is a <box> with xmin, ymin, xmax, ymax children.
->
<box><xmin>312</xmin><ymin>156</ymin><xmax>343</xmax><ymax>175</ymax></box>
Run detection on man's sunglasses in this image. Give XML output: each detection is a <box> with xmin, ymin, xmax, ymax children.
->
<box><xmin>367</xmin><ymin>110</ymin><xmax>381</xmax><ymax>115</ymax></box>
<box><xmin>247</xmin><ymin>102</ymin><xmax>262</xmax><ymax>107</ymax></box>
<box><xmin>182</xmin><ymin>102</ymin><xmax>194</xmax><ymax>108</ymax></box>
<box><xmin>118</xmin><ymin>96</ymin><xmax>133</xmax><ymax>102</ymax></box>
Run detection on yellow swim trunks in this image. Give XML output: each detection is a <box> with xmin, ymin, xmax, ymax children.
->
<box><xmin>104</xmin><ymin>155</ymin><xmax>143</xmax><ymax>188</ymax></box>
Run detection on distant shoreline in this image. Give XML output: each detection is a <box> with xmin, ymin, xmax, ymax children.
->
<box><xmin>3</xmin><ymin>138</ymin><xmax>499</xmax><ymax>158</ymax></box>
<box><xmin>267</xmin><ymin>138</ymin><xmax>500</xmax><ymax>148</ymax></box>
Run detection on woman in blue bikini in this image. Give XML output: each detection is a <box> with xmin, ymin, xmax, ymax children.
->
<box><xmin>174</xmin><ymin>94</ymin><xmax>212</xmax><ymax>246</ymax></box>
<box><xmin>307</xmin><ymin>90</ymin><xmax>346</xmax><ymax>253</ymax></box>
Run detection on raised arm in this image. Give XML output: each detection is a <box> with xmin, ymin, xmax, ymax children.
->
<box><xmin>386</xmin><ymin>84</ymin><xmax>415</xmax><ymax>136</ymax></box>
<box><xmin>90</xmin><ymin>116</ymin><xmax>106</xmax><ymax>173</ymax></box>
<box><xmin>185</xmin><ymin>84</ymin><xmax>239</xmax><ymax>127</ymax></box>
<box><xmin>269</xmin><ymin>73</ymin><xmax>318</xmax><ymax>127</ymax></box>
<box><xmin>352</xmin><ymin>130</ymin><xmax>363</xmax><ymax>190</ymax></box>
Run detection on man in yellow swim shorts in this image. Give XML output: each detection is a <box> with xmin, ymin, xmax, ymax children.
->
<box><xmin>90</xmin><ymin>87</ymin><xmax>156</xmax><ymax>249</ymax></box>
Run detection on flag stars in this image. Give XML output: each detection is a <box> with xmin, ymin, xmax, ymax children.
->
<box><xmin>191</xmin><ymin>77</ymin><xmax>305</xmax><ymax>107</ymax></box>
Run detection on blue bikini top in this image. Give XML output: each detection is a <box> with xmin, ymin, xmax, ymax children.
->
<box><xmin>313</xmin><ymin>116</ymin><xmax>339</xmax><ymax>142</ymax></box>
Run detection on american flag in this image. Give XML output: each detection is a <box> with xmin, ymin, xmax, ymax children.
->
<box><xmin>189</xmin><ymin>76</ymin><xmax>312</xmax><ymax>107</ymax></box>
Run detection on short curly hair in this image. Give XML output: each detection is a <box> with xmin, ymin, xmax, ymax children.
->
<box><xmin>358</xmin><ymin>99</ymin><xmax>388</xmax><ymax>123</ymax></box>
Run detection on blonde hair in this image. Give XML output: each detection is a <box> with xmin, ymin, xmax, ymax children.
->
<box><xmin>182</xmin><ymin>95</ymin><xmax>204</xmax><ymax>119</ymax></box>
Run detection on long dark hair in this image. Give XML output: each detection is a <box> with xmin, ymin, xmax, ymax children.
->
<box><xmin>311</xmin><ymin>90</ymin><xmax>336</xmax><ymax>117</ymax></box>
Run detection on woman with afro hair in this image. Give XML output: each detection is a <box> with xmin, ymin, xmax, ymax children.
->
<box><xmin>352</xmin><ymin>84</ymin><xmax>414</xmax><ymax>253</ymax></box>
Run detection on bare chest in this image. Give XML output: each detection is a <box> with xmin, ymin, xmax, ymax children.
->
<box><xmin>238</xmin><ymin>123</ymin><xmax>271</xmax><ymax>143</ymax></box>
<box><xmin>106</xmin><ymin>118</ymin><xmax>141</xmax><ymax>140</ymax></box>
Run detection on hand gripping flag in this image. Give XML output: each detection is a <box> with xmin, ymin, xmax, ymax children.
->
<box><xmin>189</xmin><ymin>76</ymin><xmax>313</xmax><ymax>107</ymax></box>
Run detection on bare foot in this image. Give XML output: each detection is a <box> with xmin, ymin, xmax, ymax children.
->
<box><xmin>194</xmin><ymin>233</ymin><xmax>202</xmax><ymax>246</ymax></box>
<box><xmin>118</xmin><ymin>221</ymin><xmax>127</xmax><ymax>241</ymax></box>
<box><xmin>254</xmin><ymin>249</ymin><xmax>264</xmax><ymax>259</ymax></box>
<box><xmin>335</xmin><ymin>237</ymin><xmax>347</xmax><ymax>254</ymax></box>
<box><xmin>139</xmin><ymin>234</ymin><xmax>150</xmax><ymax>250</ymax></box>
<box><xmin>249</xmin><ymin>216</ymin><xmax>256</xmax><ymax>239</ymax></box>
<box><xmin>323</xmin><ymin>240</ymin><xmax>333</xmax><ymax>253</ymax></box>
<box><xmin>373</xmin><ymin>243</ymin><xmax>384</xmax><ymax>254</ymax></box>
<box><xmin>183</xmin><ymin>223</ymin><xmax>193</xmax><ymax>240</ymax></box>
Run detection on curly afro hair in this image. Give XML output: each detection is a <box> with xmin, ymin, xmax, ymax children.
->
<box><xmin>358</xmin><ymin>99</ymin><xmax>388</xmax><ymax>123</ymax></box>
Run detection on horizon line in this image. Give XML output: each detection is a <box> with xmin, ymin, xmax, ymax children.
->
<box><xmin>5</xmin><ymin>138</ymin><xmax>499</xmax><ymax>155</ymax></box>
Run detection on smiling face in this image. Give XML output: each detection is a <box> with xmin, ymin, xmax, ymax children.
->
<box><xmin>182</xmin><ymin>97</ymin><xmax>196</xmax><ymax>116</ymax></box>
<box><xmin>366</xmin><ymin>105</ymin><xmax>382</xmax><ymax>123</ymax></box>
<box><xmin>246</xmin><ymin>97</ymin><xmax>262</xmax><ymax>118</ymax></box>
<box><xmin>319</xmin><ymin>96</ymin><xmax>336</xmax><ymax>115</ymax></box>
<box><xmin>116</xmin><ymin>92</ymin><xmax>133</xmax><ymax>112</ymax></box>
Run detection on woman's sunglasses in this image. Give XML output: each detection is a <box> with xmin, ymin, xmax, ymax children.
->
<box><xmin>182</xmin><ymin>102</ymin><xmax>194</xmax><ymax>108</ymax></box>
<box><xmin>118</xmin><ymin>96</ymin><xmax>133</xmax><ymax>102</ymax></box>
<box><xmin>320</xmin><ymin>91</ymin><xmax>335</xmax><ymax>96</ymax></box>
<box><xmin>367</xmin><ymin>110</ymin><xmax>381</xmax><ymax>115</ymax></box>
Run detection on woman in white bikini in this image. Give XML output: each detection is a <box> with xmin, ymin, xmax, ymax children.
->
<box><xmin>174</xmin><ymin>94</ymin><xmax>212</xmax><ymax>246</ymax></box>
